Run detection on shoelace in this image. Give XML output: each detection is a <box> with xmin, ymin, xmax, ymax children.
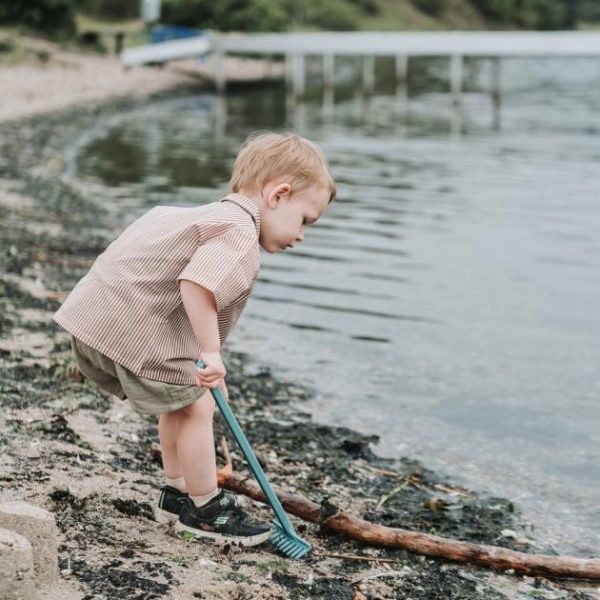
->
<box><xmin>220</xmin><ymin>495</ymin><xmax>249</xmax><ymax>521</ymax></box>
<box><xmin>222</xmin><ymin>492</ymin><xmax>240</xmax><ymax>508</ymax></box>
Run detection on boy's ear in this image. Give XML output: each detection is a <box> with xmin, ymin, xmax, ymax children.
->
<box><xmin>267</xmin><ymin>182</ymin><xmax>292</xmax><ymax>208</ymax></box>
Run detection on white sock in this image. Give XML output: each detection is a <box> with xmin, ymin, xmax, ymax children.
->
<box><xmin>165</xmin><ymin>476</ymin><xmax>187</xmax><ymax>494</ymax></box>
<box><xmin>190</xmin><ymin>488</ymin><xmax>220</xmax><ymax>508</ymax></box>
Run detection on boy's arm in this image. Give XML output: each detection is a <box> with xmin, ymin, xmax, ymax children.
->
<box><xmin>179</xmin><ymin>279</ymin><xmax>226</xmax><ymax>389</ymax></box>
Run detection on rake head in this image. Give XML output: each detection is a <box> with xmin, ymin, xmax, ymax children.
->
<box><xmin>269</xmin><ymin>521</ymin><xmax>312</xmax><ymax>559</ymax></box>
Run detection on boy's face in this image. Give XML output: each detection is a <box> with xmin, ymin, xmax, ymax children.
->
<box><xmin>259</xmin><ymin>181</ymin><xmax>331</xmax><ymax>254</ymax></box>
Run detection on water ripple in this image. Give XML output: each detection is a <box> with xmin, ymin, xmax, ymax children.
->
<box><xmin>252</xmin><ymin>294</ymin><xmax>437</xmax><ymax>323</ymax></box>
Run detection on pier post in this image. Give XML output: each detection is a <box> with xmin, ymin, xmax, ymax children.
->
<box><xmin>291</xmin><ymin>53</ymin><xmax>306</xmax><ymax>98</ymax></box>
<box><xmin>265</xmin><ymin>53</ymin><xmax>275</xmax><ymax>80</ymax></box>
<box><xmin>491</xmin><ymin>57</ymin><xmax>502</xmax><ymax>130</ymax></box>
<box><xmin>491</xmin><ymin>57</ymin><xmax>501</xmax><ymax>98</ymax></box>
<box><xmin>322</xmin><ymin>86</ymin><xmax>334</xmax><ymax>127</ymax></box>
<box><xmin>450</xmin><ymin>102</ymin><xmax>463</xmax><ymax>138</ymax></box>
<box><xmin>362</xmin><ymin>55</ymin><xmax>375</xmax><ymax>95</ymax></box>
<box><xmin>323</xmin><ymin>53</ymin><xmax>335</xmax><ymax>92</ymax></box>
<box><xmin>322</xmin><ymin>54</ymin><xmax>335</xmax><ymax>119</ymax></box>
<box><xmin>286</xmin><ymin>89</ymin><xmax>306</xmax><ymax>133</ymax></box>
<box><xmin>285</xmin><ymin>53</ymin><xmax>293</xmax><ymax>87</ymax></box>
<box><xmin>395</xmin><ymin>54</ymin><xmax>409</xmax><ymax>111</ymax></box>
<box><xmin>213</xmin><ymin>93</ymin><xmax>226</xmax><ymax>146</ymax></box>
<box><xmin>214</xmin><ymin>47</ymin><xmax>226</xmax><ymax>94</ymax></box>
<box><xmin>394</xmin><ymin>55</ymin><xmax>409</xmax><ymax>131</ymax></box>
<box><xmin>395</xmin><ymin>54</ymin><xmax>408</xmax><ymax>85</ymax></box>
<box><xmin>450</xmin><ymin>54</ymin><xmax>463</xmax><ymax>105</ymax></box>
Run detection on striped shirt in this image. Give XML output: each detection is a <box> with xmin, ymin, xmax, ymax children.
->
<box><xmin>54</xmin><ymin>193</ymin><xmax>261</xmax><ymax>385</ymax></box>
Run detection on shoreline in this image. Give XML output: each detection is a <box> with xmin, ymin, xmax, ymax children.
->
<box><xmin>0</xmin><ymin>54</ymin><xmax>597</xmax><ymax>599</ymax></box>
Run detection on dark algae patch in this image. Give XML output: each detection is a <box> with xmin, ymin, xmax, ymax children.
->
<box><xmin>0</xmin><ymin>98</ymin><xmax>597</xmax><ymax>599</ymax></box>
<box><xmin>63</xmin><ymin>557</ymin><xmax>172</xmax><ymax>600</ymax></box>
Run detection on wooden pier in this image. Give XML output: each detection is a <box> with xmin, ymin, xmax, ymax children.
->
<box><xmin>123</xmin><ymin>31</ymin><xmax>600</xmax><ymax>101</ymax></box>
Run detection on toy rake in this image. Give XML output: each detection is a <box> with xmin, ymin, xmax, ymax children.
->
<box><xmin>197</xmin><ymin>360</ymin><xmax>311</xmax><ymax>559</ymax></box>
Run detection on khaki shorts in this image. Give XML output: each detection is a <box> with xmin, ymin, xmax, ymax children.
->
<box><xmin>70</xmin><ymin>336</ymin><xmax>205</xmax><ymax>416</ymax></box>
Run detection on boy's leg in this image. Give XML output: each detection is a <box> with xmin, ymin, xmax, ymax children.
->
<box><xmin>158</xmin><ymin>410</ymin><xmax>183</xmax><ymax>480</ymax></box>
<box><xmin>148</xmin><ymin>384</ymin><xmax>271</xmax><ymax>546</ymax></box>
<box><xmin>158</xmin><ymin>391</ymin><xmax>218</xmax><ymax>491</ymax></box>
<box><xmin>155</xmin><ymin>390</ymin><xmax>216</xmax><ymax>522</ymax></box>
<box><xmin>158</xmin><ymin>391</ymin><xmax>217</xmax><ymax>496</ymax></box>
<box><xmin>175</xmin><ymin>390</ymin><xmax>218</xmax><ymax>497</ymax></box>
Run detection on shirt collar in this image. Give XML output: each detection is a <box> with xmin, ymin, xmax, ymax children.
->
<box><xmin>221</xmin><ymin>192</ymin><xmax>261</xmax><ymax>238</ymax></box>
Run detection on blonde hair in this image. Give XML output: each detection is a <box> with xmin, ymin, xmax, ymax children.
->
<box><xmin>230</xmin><ymin>131</ymin><xmax>336</xmax><ymax>202</ymax></box>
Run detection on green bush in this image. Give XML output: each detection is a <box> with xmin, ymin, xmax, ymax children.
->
<box><xmin>304</xmin><ymin>0</ymin><xmax>363</xmax><ymax>30</ymax></box>
<box><xmin>162</xmin><ymin>0</ymin><xmax>288</xmax><ymax>31</ymax></box>
<box><xmin>467</xmin><ymin>0</ymin><xmax>570</xmax><ymax>29</ymax></box>
<box><xmin>529</xmin><ymin>0</ymin><xmax>568</xmax><ymax>30</ymax></box>
<box><xmin>213</xmin><ymin>0</ymin><xmax>288</xmax><ymax>32</ymax></box>
<box><xmin>349</xmin><ymin>0</ymin><xmax>382</xmax><ymax>17</ymax></box>
<box><xmin>411</xmin><ymin>0</ymin><xmax>445</xmax><ymax>17</ymax></box>
<box><xmin>160</xmin><ymin>0</ymin><xmax>213</xmax><ymax>28</ymax></box>
<box><xmin>0</xmin><ymin>0</ymin><xmax>76</xmax><ymax>36</ymax></box>
<box><xmin>575</xmin><ymin>0</ymin><xmax>600</xmax><ymax>23</ymax></box>
<box><xmin>0</xmin><ymin>38</ymin><xmax>16</xmax><ymax>53</ymax></box>
<box><xmin>79</xmin><ymin>0</ymin><xmax>139</xmax><ymax>20</ymax></box>
<box><xmin>162</xmin><ymin>0</ymin><xmax>381</xmax><ymax>32</ymax></box>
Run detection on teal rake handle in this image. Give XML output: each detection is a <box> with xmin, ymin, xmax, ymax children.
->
<box><xmin>196</xmin><ymin>360</ymin><xmax>311</xmax><ymax>558</ymax></box>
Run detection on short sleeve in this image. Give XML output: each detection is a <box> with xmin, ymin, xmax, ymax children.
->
<box><xmin>178</xmin><ymin>228</ymin><xmax>258</xmax><ymax>311</ymax></box>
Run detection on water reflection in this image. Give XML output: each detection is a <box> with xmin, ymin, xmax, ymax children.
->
<box><xmin>72</xmin><ymin>57</ymin><xmax>533</xmax><ymax>188</ymax></box>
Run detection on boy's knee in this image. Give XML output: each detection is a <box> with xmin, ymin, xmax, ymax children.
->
<box><xmin>180</xmin><ymin>390</ymin><xmax>215</xmax><ymax>420</ymax></box>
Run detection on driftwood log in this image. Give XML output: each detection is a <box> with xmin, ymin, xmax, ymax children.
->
<box><xmin>214</xmin><ymin>455</ymin><xmax>600</xmax><ymax>581</ymax></box>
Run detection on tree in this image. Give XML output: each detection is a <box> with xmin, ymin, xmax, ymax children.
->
<box><xmin>161</xmin><ymin>0</ymin><xmax>288</xmax><ymax>32</ymax></box>
<box><xmin>0</xmin><ymin>0</ymin><xmax>76</xmax><ymax>36</ymax></box>
<box><xmin>466</xmin><ymin>0</ymin><xmax>571</xmax><ymax>29</ymax></box>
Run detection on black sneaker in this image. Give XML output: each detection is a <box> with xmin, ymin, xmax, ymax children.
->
<box><xmin>154</xmin><ymin>485</ymin><xmax>189</xmax><ymax>524</ymax></box>
<box><xmin>175</xmin><ymin>489</ymin><xmax>272</xmax><ymax>547</ymax></box>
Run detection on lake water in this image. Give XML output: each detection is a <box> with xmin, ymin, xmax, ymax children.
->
<box><xmin>68</xmin><ymin>56</ymin><xmax>599</xmax><ymax>557</ymax></box>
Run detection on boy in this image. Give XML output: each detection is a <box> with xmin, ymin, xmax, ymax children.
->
<box><xmin>53</xmin><ymin>131</ymin><xmax>336</xmax><ymax>547</ymax></box>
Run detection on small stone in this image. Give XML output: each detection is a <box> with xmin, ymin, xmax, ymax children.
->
<box><xmin>500</xmin><ymin>529</ymin><xmax>518</xmax><ymax>539</ymax></box>
<box><xmin>197</xmin><ymin>558</ymin><xmax>218</xmax><ymax>568</ymax></box>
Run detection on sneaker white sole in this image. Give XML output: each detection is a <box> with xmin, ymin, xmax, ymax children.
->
<box><xmin>154</xmin><ymin>506</ymin><xmax>179</xmax><ymax>524</ymax></box>
<box><xmin>175</xmin><ymin>520</ymin><xmax>272</xmax><ymax>547</ymax></box>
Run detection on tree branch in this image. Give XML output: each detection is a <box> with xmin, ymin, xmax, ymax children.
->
<box><xmin>216</xmin><ymin>466</ymin><xmax>600</xmax><ymax>581</ymax></box>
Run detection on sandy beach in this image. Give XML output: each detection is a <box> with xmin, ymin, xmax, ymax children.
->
<box><xmin>0</xmin><ymin>37</ymin><xmax>598</xmax><ymax>600</ymax></box>
<box><xmin>0</xmin><ymin>35</ymin><xmax>281</xmax><ymax>123</ymax></box>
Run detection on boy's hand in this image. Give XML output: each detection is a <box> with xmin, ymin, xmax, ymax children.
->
<box><xmin>196</xmin><ymin>351</ymin><xmax>226</xmax><ymax>389</ymax></box>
